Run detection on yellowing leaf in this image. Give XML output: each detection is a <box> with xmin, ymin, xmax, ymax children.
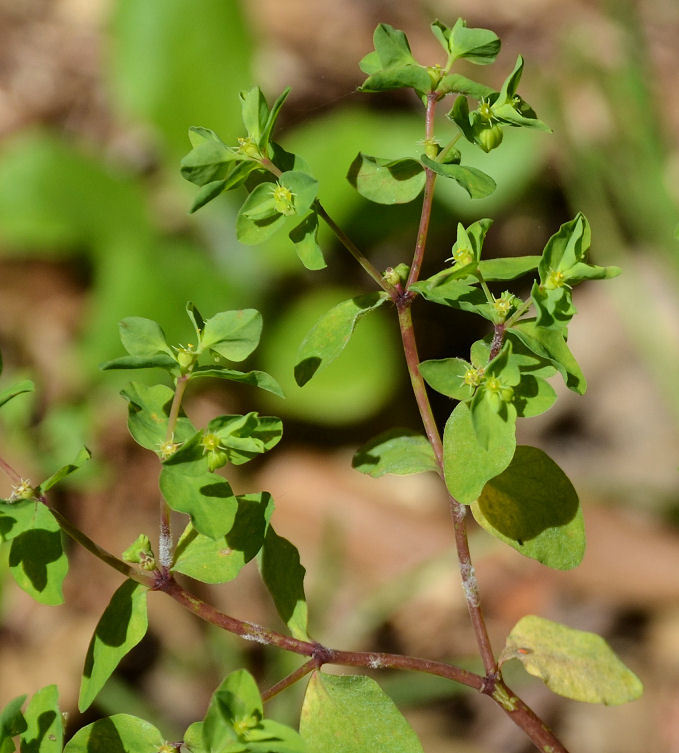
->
<box><xmin>501</xmin><ymin>615</ymin><xmax>643</xmax><ymax>705</ymax></box>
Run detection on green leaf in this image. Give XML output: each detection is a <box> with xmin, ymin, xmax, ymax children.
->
<box><xmin>160</xmin><ymin>447</ymin><xmax>239</xmax><ymax>539</ymax></box>
<box><xmin>63</xmin><ymin>715</ymin><xmax>164</xmax><ymax>753</ymax></box>
<box><xmin>37</xmin><ymin>446</ymin><xmax>92</xmax><ymax>493</ymax></box>
<box><xmin>78</xmin><ymin>581</ymin><xmax>149</xmax><ymax>712</ymax></box>
<box><xmin>471</xmin><ymin>446</ymin><xmax>584</xmax><ymax>569</ymax></box>
<box><xmin>180</xmin><ymin>132</ymin><xmax>237</xmax><ymax>186</ymax></box>
<box><xmin>262</xmin><ymin>87</ymin><xmax>291</xmax><ymax>147</ymax></box>
<box><xmin>240</xmin><ymin>87</ymin><xmax>269</xmax><ymax>144</ymax></box>
<box><xmin>358</xmin><ymin>66</ymin><xmax>433</xmax><ymax>96</ymax></box>
<box><xmin>501</xmin><ymin>615</ymin><xmax>643</xmax><ymax>704</ymax></box>
<box><xmin>410</xmin><ymin>278</ymin><xmax>489</xmax><ymax>319</ymax></box>
<box><xmin>289</xmin><ymin>212</ymin><xmax>326</xmax><ymax>271</ymax></box>
<box><xmin>121</xmin><ymin>382</ymin><xmax>195</xmax><ymax>452</ymax></box>
<box><xmin>189</xmin><ymin>179</ymin><xmax>228</xmax><ymax>213</ymax></box>
<box><xmin>207</xmin><ymin>413</ymin><xmax>283</xmax><ymax>465</ymax></box>
<box><xmin>436</xmin><ymin>73</ymin><xmax>495</xmax><ymax>99</ymax></box>
<box><xmin>0</xmin><ymin>696</ymin><xmax>27</xmax><ymax>753</ymax></box>
<box><xmin>449</xmin><ymin>18</ymin><xmax>501</xmax><ymax>65</ymax></box>
<box><xmin>419</xmin><ymin>358</ymin><xmax>475</xmax><ymax>400</ymax></box>
<box><xmin>237</xmin><ymin>172</ymin><xmax>318</xmax><ymax>245</ymax></box>
<box><xmin>513</xmin><ymin>374</ymin><xmax>557</xmax><ymax>417</ymax></box>
<box><xmin>300</xmin><ymin>672</ymin><xmax>424</xmax><ymax>753</ymax></box>
<box><xmin>476</xmin><ymin>256</ymin><xmax>539</xmax><ymax>281</ymax></box>
<box><xmin>352</xmin><ymin>429</ymin><xmax>438</xmax><ymax>477</ymax></box>
<box><xmin>420</xmin><ymin>156</ymin><xmax>496</xmax><ymax>198</ymax></box>
<box><xmin>99</xmin><ymin>354</ymin><xmax>178</xmax><ymax>371</ymax></box>
<box><xmin>203</xmin><ymin>670</ymin><xmax>262</xmax><ymax>750</ymax></box>
<box><xmin>20</xmin><ymin>685</ymin><xmax>63</xmax><ymax>753</ymax></box>
<box><xmin>347</xmin><ymin>154</ymin><xmax>425</xmax><ymax>205</ymax></box>
<box><xmin>371</xmin><ymin>23</ymin><xmax>417</xmax><ymax>69</ymax></box>
<box><xmin>0</xmin><ymin>380</ymin><xmax>34</xmax><ymax>410</ymax></box>
<box><xmin>260</xmin><ymin>527</ymin><xmax>309</xmax><ymax>640</ymax></box>
<box><xmin>186</xmin><ymin>301</ymin><xmax>206</xmax><ymax>337</ymax></box>
<box><xmin>118</xmin><ymin>317</ymin><xmax>172</xmax><ymax>358</ymax></box>
<box><xmin>172</xmin><ymin>492</ymin><xmax>274</xmax><ymax>584</ymax></box>
<box><xmin>9</xmin><ymin>502</ymin><xmax>68</xmax><ymax>605</ymax></box>
<box><xmin>192</xmin><ymin>366</ymin><xmax>284</xmax><ymax>398</ymax></box>
<box><xmin>508</xmin><ymin>321</ymin><xmax>586</xmax><ymax>394</ymax></box>
<box><xmin>201</xmin><ymin>309</ymin><xmax>262</xmax><ymax>362</ymax></box>
<box><xmin>443</xmin><ymin>402</ymin><xmax>515</xmax><ymax>504</ymax></box>
<box><xmin>294</xmin><ymin>292</ymin><xmax>389</xmax><ymax>386</ymax></box>
<box><xmin>0</xmin><ymin>500</ymin><xmax>41</xmax><ymax>542</ymax></box>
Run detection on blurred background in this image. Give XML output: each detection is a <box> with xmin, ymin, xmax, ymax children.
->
<box><xmin>0</xmin><ymin>0</ymin><xmax>678</xmax><ymax>751</ymax></box>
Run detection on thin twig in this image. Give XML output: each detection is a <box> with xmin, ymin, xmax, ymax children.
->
<box><xmin>261</xmin><ymin>658</ymin><xmax>320</xmax><ymax>702</ymax></box>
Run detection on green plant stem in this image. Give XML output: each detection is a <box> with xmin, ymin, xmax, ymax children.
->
<box><xmin>160</xmin><ymin>373</ymin><xmax>190</xmax><ymax>568</ymax></box>
<box><xmin>261</xmin><ymin>658</ymin><xmax>320</xmax><ymax>702</ymax></box>
<box><xmin>504</xmin><ymin>297</ymin><xmax>533</xmax><ymax>328</ymax></box>
<box><xmin>406</xmin><ymin>93</ymin><xmax>439</xmax><ymax>290</ymax></box>
<box><xmin>50</xmin><ymin>507</ymin><xmax>152</xmax><ymax>587</ymax></box>
<box><xmin>396</xmin><ymin>305</ymin><xmax>497</xmax><ymax>677</ymax></box>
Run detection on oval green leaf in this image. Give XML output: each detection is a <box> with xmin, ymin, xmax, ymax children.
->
<box><xmin>201</xmin><ymin>309</ymin><xmax>262</xmax><ymax>362</ymax></box>
<box><xmin>347</xmin><ymin>154</ymin><xmax>425</xmax><ymax>205</ymax></box>
<box><xmin>21</xmin><ymin>685</ymin><xmax>63</xmax><ymax>753</ymax></box>
<box><xmin>419</xmin><ymin>358</ymin><xmax>474</xmax><ymax>400</ymax></box>
<box><xmin>501</xmin><ymin>615</ymin><xmax>643</xmax><ymax>705</ymax></box>
<box><xmin>471</xmin><ymin>446</ymin><xmax>584</xmax><ymax>570</ymax></box>
<box><xmin>300</xmin><ymin>672</ymin><xmax>424</xmax><ymax>753</ymax></box>
<box><xmin>352</xmin><ymin>429</ymin><xmax>438</xmax><ymax>477</ymax></box>
<box><xmin>64</xmin><ymin>714</ymin><xmax>164</xmax><ymax>753</ymax></box>
<box><xmin>443</xmin><ymin>402</ymin><xmax>515</xmax><ymax>504</ymax></box>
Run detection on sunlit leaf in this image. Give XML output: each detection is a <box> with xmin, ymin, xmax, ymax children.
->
<box><xmin>79</xmin><ymin>581</ymin><xmax>149</xmax><ymax>712</ymax></box>
<box><xmin>501</xmin><ymin>615</ymin><xmax>643</xmax><ymax>705</ymax></box>
<box><xmin>63</xmin><ymin>714</ymin><xmax>163</xmax><ymax>753</ymax></box>
<box><xmin>300</xmin><ymin>673</ymin><xmax>424</xmax><ymax>753</ymax></box>
<box><xmin>347</xmin><ymin>154</ymin><xmax>425</xmax><ymax>205</ymax></box>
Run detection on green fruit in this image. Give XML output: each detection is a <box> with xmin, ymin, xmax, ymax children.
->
<box><xmin>476</xmin><ymin>124</ymin><xmax>503</xmax><ymax>153</ymax></box>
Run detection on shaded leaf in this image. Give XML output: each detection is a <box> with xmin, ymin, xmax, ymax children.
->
<box><xmin>260</xmin><ymin>527</ymin><xmax>309</xmax><ymax>641</ymax></box>
<box><xmin>358</xmin><ymin>65</ymin><xmax>432</xmax><ymax>96</ymax></box>
<box><xmin>352</xmin><ymin>429</ymin><xmax>438</xmax><ymax>477</ymax></box>
<box><xmin>63</xmin><ymin>715</ymin><xmax>163</xmax><ymax>753</ymax></box>
<box><xmin>9</xmin><ymin>503</ymin><xmax>68</xmax><ymax>605</ymax></box>
<box><xmin>160</xmin><ymin>454</ymin><xmax>238</xmax><ymax>539</ymax></box>
<box><xmin>436</xmin><ymin>72</ymin><xmax>495</xmax><ymax>99</ymax></box>
<box><xmin>0</xmin><ymin>696</ymin><xmax>27</xmax><ymax>753</ymax></box>
<box><xmin>501</xmin><ymin>615</ymin><xmax>643</xmax><ymax>704</ymax></box>
<box><xmin>347</xmin><ymin>154</ymin><xmax>425</xmax><ymax>205</ymax></box>
<box><xmin>0</xmin><ymin>500</ymin><xmax>42</xmax><ymax>542</ymax></box>
<box><xmin>294</xmin><ymin>292</ymin><xmax>389</xmax><ymax>386</ymax></box>
<box><xmin>172</xmin><ymin>492</ymin><xmax>274</xmax><ymax>584</ymax></box>
<box><xmin>79</xmin><ymin>581</ymin><xmax>149</xmax><ymax>712</ymax></box>
<box><xmin>300</xmin><ymin>673</ymin><xmax>424</xmax><ymax>753</ymax></box>
<box><xmin>508</xmin><ymin>321</ymin><xmax>586</xmax><ymax>394</ymax></box>
<box><xmin>471</xmin><ymin>446</ymin><xmax>584</xmax><ymax>569</ymax></box>
<box><xmin>289</xmin><ymin>212</ymin><xmax>326</xmax><ymax>271</ymax></box>
<box><xmin>121</xmin><ymin>382</ymin><xmax>195</xmax><ymax>452</ymax></box>
<box><xmin>420</xmin><ymin>156</ymin><xmax>496</xmax><ymax>198</ymax></box>
<box><xmin>191</xmin><ymin>366</ymin><xmax>284</xmax><ymax>397</ymax></box>
<box><xmin>99</xmin><ymin>354</ymin><xmax>178</xmax><ymax>371</ymax></box>
<box><xmin>20</xmin><ymin>685</ymin><xmax>62</xmax><ymax>753</ymax></box>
